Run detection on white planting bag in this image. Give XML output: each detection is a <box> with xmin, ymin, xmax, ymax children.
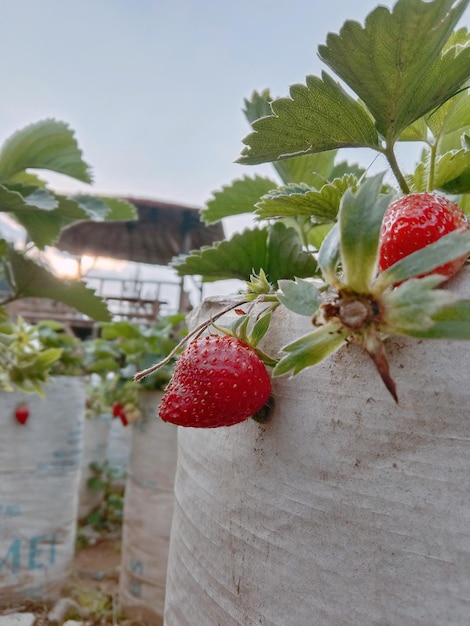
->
<box><xmin>77</xmin><ymin>414</ymin><xmax>112</xmax><ymax>520</ymax></box>
<box><xmin>120</xmin><ymin>390</ymin><xmax>177</xmax><ymax>626</ymax></box>
<box><xmin>0</xmin><ymin>376</ymin><xmax>85</xmax><ymax>604</ymax></box>
<box><xmin>164</xmin><ymin>269</ymin><xmax>470</xmax><ymax>626</ymax></box>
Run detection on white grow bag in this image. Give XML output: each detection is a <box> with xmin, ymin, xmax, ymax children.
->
<box><xmin>0</xmin><ymin>376</ymin><xmax>85</xmax><ymax>604</ymax></box>
<box><xmin>77</xmin><ymin>414</ymin><xmax>112</xmax><ymax>520</ymax></box>
<box><xmin>120</xmin><ymin>390</ymin><xmax>178</xmax><ymax>626</ymax></box>
<box><xmin>164</xmin><ymin>269</ymin><xmax>470</xmax><ymax>626</ymax></box>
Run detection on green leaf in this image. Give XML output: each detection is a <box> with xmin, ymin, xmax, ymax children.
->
<box><xmin>434</xmin><ymin>148</ymin><xmax>470</xmax><ymax>194</ymax></box>
<box><xmin>318</xmin><ymin>0</ymin><xmax>470</xmax><ymax>141</ymax></box>
<box><xmin>404</xmin><ymin>298</ymin><xmax>470</xmax><ymax>338</ymax></box>
<box><xmin>374</xmin><ymin>230</ymin><xmax>470</xmax><ymax>289</ymax></box>
<box><xmin>12</xmin><ymin>195</ymin><xmax>90</xmax><ymax>248</ymax></box>
<box><xmin>255</xmin><ymin>174</ymin><xmax>357</xmax><ymax>222</ymax></box>
<box><xmin>272</xmin><ymin>151</ymin><xmax>338</xmax><ymax>187</ymax></box>
<box><xmin>237</xmin><ymin>72</ymin><xmax>379</xmax><ymax>166</ymax></box>
<box><xmin>339</xmin><ymin>175</ymin><xmax>394</xmax><ymax>292</ymax></box>
<box><xmin>317</xmin><ymin>222</ymin><xmax>341</xmax><ymax>286</ymax></box>
<box><xmin>173</xmin><ymin>223</ymin><xmax>317</xmax><ymax>286</ymax></box>
<box><xmin>97</xmin><ymin>197</ymin><xmax>137</xmax><ymax>220</ymax></box>
<box><xmin>6</xmin><ymin>246</ymin><xmax>111</xmax><ymax>321</ymax></box>
<box><xmin>277</xmin><ymin>278</ymin><xmax>321</xmax><ymax>316</ymax></box>
<box><xmin>273</xmin><ymin>322</ymin><xmax>348</xmax><ymax>376</ymax></box>
<box><xmin>381</xmin><ymin>275</ymin><xmax>458</xmax><ymax>332</ymax></box>
<box><xmin>0</xmin><ymin>183</ymin><xmax>57</xmax><ymax>215</ymax></box>
<box><xmin>201</xmin><ymin>175</ymin><xmax>277</xmax><ymax>224</ymax></box>
<box><xmin>249</xmin><ymin>312</ymin><xmax>272</xmax><ymax>346</ymax></box>
<box><xmin>242</xmin><ymin>89</ymin><xmax>273</xmax><ymax>124</ymax></box>
<box><xmin>0</xmin><ymin>119</ymin><xmax>92</xmax><ymax>183</ymax></box>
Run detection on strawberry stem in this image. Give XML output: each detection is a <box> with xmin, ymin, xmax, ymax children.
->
<box><xmin>384</xmin><ymin>144</ymin><xmax>410</xmax><ymax>195</ymax></box>
<box><xmin>133</xmin><ymin>298</ymin><xmax>250</xmax><ymax>382</ymax></box>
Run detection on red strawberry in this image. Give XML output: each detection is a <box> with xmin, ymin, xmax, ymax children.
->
<box><xmin>15</xmin><ymin>405</ymin><xmax>29</xmax><ymax>425</ymax></box>
<box><xmin>379</xmin><ymin>192</ymin><xmax>469</xmax><ymax>280</ymax></box>
<box><xmin>159</xmin><ymin>334</ymin><xmax>272</xmax><ymax>428</ymax></box>
<box><xmin>112</xmin><ymin>401</ymin><xmax>123</xmax><ymax>418</ymax></box>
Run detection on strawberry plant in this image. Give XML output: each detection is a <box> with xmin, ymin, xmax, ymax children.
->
<box><xmin>140</xmin><ymin>0</ymin><xmax>470</xmax><ymax>407</ymax></box>
<box><xmin>0</xmin><ymin>119</ymin><xmax>137</xmax><ymax>393</ymax></box>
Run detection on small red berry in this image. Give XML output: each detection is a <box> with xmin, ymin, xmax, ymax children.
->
<box><xmin>379</xmin><ymin>192</ymin><xmax>469</xmax><ymax>280</ymax></box>
<box><xmin>112</xmin><ymin>401</ymin><xmax>123</xmax><ymax>418</ymax></box>
<box><xmin>159</xmin><ymin>334</ymin><xmax>272</xmax><ymax>428</ymax></box>
<box><xmin>15</xmin><ymin>405</ymin><xmax>30</xmax><ymax>425</ymax></box>
<box><xmin>119</xmin><ymin>411</ymin><xmax>129</xmax><ymax>426</ymax></box>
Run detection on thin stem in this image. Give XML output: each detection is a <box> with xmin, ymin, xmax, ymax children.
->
<box><xmin>427</xmin><ymin>140</ymin><xmax>438</xmax><ymax>192</ymax></box>
<box><xmin>133</xmin><ymin>298</ymin><xmax>249</xmax><ymax>382</ymax></box>
<box><xmin>384</xmin><ymin>144</ymin><xmax>410</xmax><ymax>195</ymax></box>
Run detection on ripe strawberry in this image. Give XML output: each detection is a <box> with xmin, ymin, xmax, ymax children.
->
<box><xmin>159</xmin><ymin>334</ymin><xmax>272</xmax><ymax>428</ymax></box>
<box><xmin>379</xmin><ymin>192</ymin><xmax>469</xmax><ymax>280</ymax></box>
<box><xmin>15</xmin><ymin>405</ymin><xmax>29</xmax><ymax>425</ymax></box>
<box><xmin>112</xmin><ymin>401</ymin><xmax>123</xmax><ymax>418</ymax></box>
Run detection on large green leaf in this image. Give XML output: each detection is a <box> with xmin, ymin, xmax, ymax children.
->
<box><xmin>339</xmin><ymin>175</ymin><xmax>394</xmax><ymax>292</ymax></box>
<box><xmin>201</xmin><ymin>175</ymin><xmax>277</xmax><ymax>224</ymax></box>
<box><xmin>6</xmin><ymin>246</ymin><xmax>111</xmax><ymax>321</ymax></box>
<box><xmin>318</xmin><ymin>0</ymin><xmax>470</xmax><ymax>141</ymax></box>
<box><xmin>237</xmin><ymin>72</ymin><xmax>380</xmax><ymax>166</ymax></box>
<box><xmin>243</xmin><ymin>90</ymin><xmax>343</xmax><ymax>186</ymax></box>
<box><xmin>0</xmin><ymin>119</ymin><xmax>92</xmax><ymax>183</ymax></box>
<box><xmin>255</xmin><ymin>175</ymin><xmax>357</xmax><ymax>222</ymax></box>
<box><xmin>173</xmin><ymin>223</ymin><xmax>317</xmax><ymax>285</ymax></box>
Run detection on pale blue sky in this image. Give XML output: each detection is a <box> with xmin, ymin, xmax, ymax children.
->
<box><xmin>1</xmin><ymin>1</ymin><xmax>469</xmax><ymax>307</ymax></box>
<box><xmin>1</xmin><ymin>0</ymin><xmax>396</xmax><ymax>213</ymax></box>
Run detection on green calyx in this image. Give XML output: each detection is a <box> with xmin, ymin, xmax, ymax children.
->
<box><xmin>274</xmin><ymin>176</ymin><xmax>470</xmax><ymax>401</ymax></box>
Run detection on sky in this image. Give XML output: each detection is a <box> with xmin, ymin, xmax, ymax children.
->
<box><xmin>1</xmin><ymin>0</ymin><xmax>469</xmax><ymax>307</ymax></box>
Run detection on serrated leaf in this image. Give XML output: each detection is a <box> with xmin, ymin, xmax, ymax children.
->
<box><xmin>399</xmin><ymin>117</ymin><xmax>429</xmax><ymax>142</ymax></box>
<box><xmin>173</xmin><ymin>227</ymin><xmax>270</xmax><ymax>282</ymax></box>
<box><xmin>7</xmin><ymin>246</ymin><xmax>111</xmax><ymax>321</ymax></box>
<box><xmin>374</xmin><ymin>230</ymin><xmax>470</xmax><ymax>289</ymax></box>
<box><xmin>339</xmin><ymin>175</ymin><xmax>394</xmax><ymax>292</ymax></box>
<box><xmin>318</xmin><ymin>0</ymin><xmax>470</xmax><ymax>141</ymax></box>
<box><xmin>265</xmin><ymin>222</ymin><xmax>318</xmax><ymax>286</ymax></box>
<box><xmin>201</xmin><ymin>175</ymin><xmax>277</xmax><ymax>224</ymax></box>
<box><xmin>98</xmin><ymin>197</ymin><xmax>137</xmax><ymax>220</ymax></box>
<box><xmin>238</xmin><ymin>72</ymin><xmax>379</xmax><ymax>166</ymax></box>
<box><xmin>12</xmin><ymin>195</ymin><xmax>90</xmax><ymax>248</ymax></box>
<box><xmin>255</xmin><ymin>174</ymin><xmax>357</xmax><ymax>222</ymax></box>
<box><xmin>273</xmin><ymin>322</ymin><xmax>347</xmax><ymax>376</ymax></box>
<box><xmin>0</xmin><ymin>183</ymin><xmax>57</xmax><ymax>215</ymax></box>
<box><xmin>381</xmin><ymin>275</ymin><xmax>458</xmax><ymax>332</ymax></box>
<box><xmin>272</xmin><ymin>150</ymin><xmax>338</xmax><ymax>187</ymax></box>
<box><xmin>243</xmin><ymin>89</ymin><xmax>273</xmax><ymax>124</ymax></box>
<box><xmin>434</xmin><ymin>148</ymin><xmax>470</xmax><ymax>193</ymax></box>
<box><xmin>277</xmin><ymin>278</ymin><xmax>321</xmax><ymax>316</ymax></box>
<box><xmin>404</xmin><ymin>298</ymin><xmax>470</xmax><ymax>338</ymax></box>
<box><xmin>0</xmin><ymin>119</ymin><xmax>92</xmax><ymax>183</ymax></box>
<box><xmin>173</xmin><ymin>223</ymin><xmax>317</xmax><ymax>286</ymax></box>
